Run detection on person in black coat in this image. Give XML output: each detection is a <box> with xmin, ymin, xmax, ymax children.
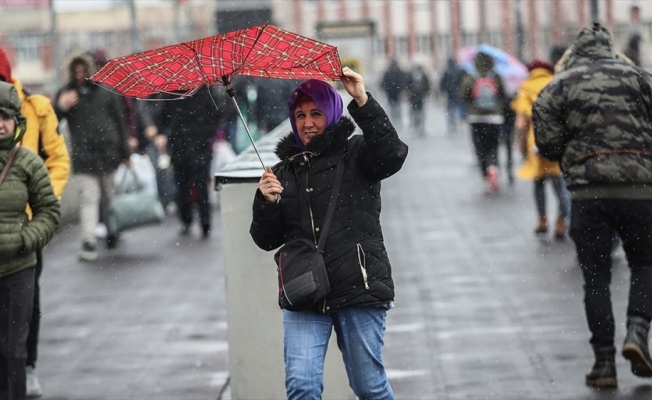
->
<box><xmin>161</xmin><ymin>86</ymin><xmax>221</xmax><ymax>238</ymax></box>
<box><xmin>250</xmin><ymin>67</ymin><xmax>408</xmax><ymax>399</ymax></box>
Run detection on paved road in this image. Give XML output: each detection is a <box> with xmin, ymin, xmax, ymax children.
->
<box><xmin>34</xmin><ymin>99</ymin><xmax>652</xmax><ymax>399</ymax></box>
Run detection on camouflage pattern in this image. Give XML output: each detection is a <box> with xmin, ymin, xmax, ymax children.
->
<box><xmin>532</xmin><ymin>24</ymin><xmax>652</xmax><ymax>199</ymax></box>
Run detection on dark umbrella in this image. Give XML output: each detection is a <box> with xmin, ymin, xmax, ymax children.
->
<box><xmin>90</xmin><ymin>23</ymin><xmax>342</xmax><ymax>169</ymax></box>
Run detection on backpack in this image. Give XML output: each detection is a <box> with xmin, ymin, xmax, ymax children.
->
<box><xmin>471</xmin><ymin>73</ymin><xmax>499</xmax><ymax>111</ymax></box>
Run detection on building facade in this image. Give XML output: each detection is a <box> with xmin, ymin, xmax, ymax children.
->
<box><xmin>0</xmin><ymin>0</ymin><xmax>648</xmax><ymax>92</ymax></box>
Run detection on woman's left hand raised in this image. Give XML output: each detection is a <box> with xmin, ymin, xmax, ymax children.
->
<box><xmin>340</xmin><ymin>66</ymin><xmax>368</xmax><ymax>107</ymax></box>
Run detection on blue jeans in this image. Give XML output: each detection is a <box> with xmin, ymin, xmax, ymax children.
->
<box><xmin>283</xmin><ymin>307</ymin><xmax>394</xmax><ymax>400</ymax></box>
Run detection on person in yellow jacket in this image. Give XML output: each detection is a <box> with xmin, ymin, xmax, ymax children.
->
<box><xmin>0</xmin><ymin>48</ymin><xmax>70</xmax><ymax>398</ymax></box>
<box><xmin>510</xmin><ymin>59</ymin><xmax>569</xmax><ymax>239</ymax></box>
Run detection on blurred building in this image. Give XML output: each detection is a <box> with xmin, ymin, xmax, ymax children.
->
<box><xmin>0</xmin><ymin>0</ymin><xmax>649</xmax><ymax>93</ymax></box>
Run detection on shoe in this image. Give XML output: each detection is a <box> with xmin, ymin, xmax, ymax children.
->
<box><xmin>179</xmin><ymin>224</ymin><xmax>191</xmax><ymax>236</ymax></box>
<box><xmin>79</xmin><ymin>241</ymin><xmax>98</xmax><ymax>262</ymax></box>
<box><xmin>554</xmin><ymin>218</ymin><xmax>567</xmax><ymax>240</ymax></box>
<box><xmin>95</xmin><ymin>223</ymin><xmax>108</xmax><ymax>239</ymax></box>
<box><xmin>486</xmin><ymin>165</ymin><xmax>499</xmax><ymax>192</ymax></box>
<box><xmin>26</xmin><ymin>366</ymin><xmax>43</xmax><ymax>398</ymax></box>
<box><xmin>585</xmin><ymin>347</ymin><xmax>617</xmax><ymax>388</ymax></box>
<box><xmin>535</xmin><ymin>215</ymin><xmax>548</xmax><ymax>235</ymax></box>
<box><xmin>106</xmin><ymin>234</ymin><xmax>119</xmax><ymax>250</ymax></box>
<box><xmin>201</xmin><ymin>223</ymin><xmax>211</xmax><ymax>239</ymax></box>
<box><xmin>622</xmin><ymin>316</ymin><xmax>652</xmax><ymax>377</ymax></box>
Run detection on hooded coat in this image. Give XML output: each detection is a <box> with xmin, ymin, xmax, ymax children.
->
<box><xmin>510</xmin><ymin>65</ymin><xmax>562</xmax><ymax>180</ymax></box>
<box><xmin>0</xmin><ymin>82</ymin><xmax>60</xmax><ymax>277</ymax></box>
<box><xmin>533</xmin><ymin>25</ymin><xmax>652</xmax><ymax>200</ymax></box>
<box><xmin>54</xmin><ymin>53</ymin><xmax>129</xmax><ymax>175</ymax></box>
<box><xmin>249</xmin><ymin>94</ymin><xmax>408</xmax><ymax>312</ymax></box>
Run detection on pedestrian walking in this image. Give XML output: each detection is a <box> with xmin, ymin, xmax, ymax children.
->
<box><xmin>54</xmin><ymin>52</ymin><xmax>130</xmax><ymax>262</ymax></box>
<box><xmin>439</xmin><ymin>58</ymin><xmax>465</xmax><ymax>136</ymax></box>
<box><xmin>0</xmin><ymin>81</ymin><xmax>61</xmax><ymax>400</ymax></box>
<box><xmin>381</xmin><ymin>58</ymin><xmax>406</xmax><ymax>125</ymax></box>
<box><xmin>0</xmin><ymin>48</ymin><xmax>70</xmax><ymax>398</ymax></box>
<box><xmin>250</xmin><ymin>68</ymin><xmax>408</xmax><ymax>399</ymax></box>
<box><xmin>458</xmin><ymin>51</ymin><xmax>507</xmax><ymax>193</ymax></box>
<box><xmin>160</xmin><ymin>85</ymin><xmax>221</xmax><ymax>238</ymax></box>
<box><xmin>533</xmin><ymin>23</ymin><xmax>652</xmax><ymax>389</ymax></box>
<box><xmin>510</xmin><ymin>59</ymin><xmax>569</xmax><ymax>239</ymax></box>
<box><xmin>406</xmin><ymin>61</ymin><xmax>431</xmax><ymax>137</ymax></box>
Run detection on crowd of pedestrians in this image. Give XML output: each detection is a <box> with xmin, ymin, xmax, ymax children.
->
<box><xmin>2</xmin><ymin>13</ymin><xmax>652</xmax><ymax>398</ymax></box>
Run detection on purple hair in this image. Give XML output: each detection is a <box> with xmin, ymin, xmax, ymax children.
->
<box><xmin>287</xmin><ymin>79</ymin><xmax>343</xmax><ymax>149</ymax></box>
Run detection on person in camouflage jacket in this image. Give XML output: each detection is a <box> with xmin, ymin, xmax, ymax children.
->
<box><xmin>533</xmin><ymin>24</ymin><xmax>652</xmax><ymax>389</ymax></box>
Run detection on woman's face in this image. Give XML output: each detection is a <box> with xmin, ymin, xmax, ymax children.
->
<box><xmin>294</xmin><ymin>98</ymin><xmax>327</xmax><ymax>146</ymax></box>
<box><xmin>0</xmin><ymin>112</ymin><xmax>15</xmax><ymax>139</ymax></box>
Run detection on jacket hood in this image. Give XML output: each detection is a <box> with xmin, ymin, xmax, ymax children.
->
<box><xmin>0</xmin><ymin>81</ymin><xmax>26</xmax><ymax>145</ymax></box>
<box><xmin>275</xmin><ymin>116</ymin><xmax>355</xmax><ymax>161</ymax></box>
<box><xmin>563</xmin><ymin>24</ymin><xmax>616</xmax><ymax>69</ymax></box>
<box><xmin>65</xmin><ymin>52</ymin><xmax>96</xmax><ymax>85</ymax></box>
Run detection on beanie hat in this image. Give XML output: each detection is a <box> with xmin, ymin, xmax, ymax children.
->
<box><xmin>527</xmin><ymin>59</ymin><xmax>554</xmax><ymax>73</ymax></box>
<box><xmin>287</xmin><ymin>79</ymin><xmax>343</xmax><ymax>149</ymax></box>
<box><xmin>0</xmin><ymin>48</ymin><xmax>12</xmax><ymax>82</ymax></box>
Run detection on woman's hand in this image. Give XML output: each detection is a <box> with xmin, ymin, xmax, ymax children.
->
<box><xmin>340</xmin><ymin>66</ymin><xmax>368</xmax><ymax>107</ymax></box>
<box><xmin>259</xmin><ymin>168</ymin><xmax>283</xmax><ymax>203</ymax></box>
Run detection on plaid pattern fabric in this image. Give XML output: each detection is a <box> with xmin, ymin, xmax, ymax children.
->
<box><xmin>90</xmin><ymin>24</ymin><xmax>342</xmax><ymax>98</ymax></box>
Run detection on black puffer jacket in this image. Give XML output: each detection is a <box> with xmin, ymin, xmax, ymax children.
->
<box><xmin>250</xmin><ymin>94</ymin><xmax>408</xmax><ymax>312</ymax></box>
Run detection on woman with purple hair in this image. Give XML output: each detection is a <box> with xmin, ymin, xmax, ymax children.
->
<box><xmin>250</xmin><ymin>67</ymin><xmax>408</xmax><ymax>399</ymax></box>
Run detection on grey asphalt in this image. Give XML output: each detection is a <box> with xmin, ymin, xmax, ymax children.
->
<box><xmin>34</xmin><ymin>99</ymin><xmax>652</xmax><ymax>399</ymax></box>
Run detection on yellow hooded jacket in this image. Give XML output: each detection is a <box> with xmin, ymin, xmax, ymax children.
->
<box><xmin>12</xmin><ymin>77</ymin><xmax>70</xmax><ymax>201</ymax></box>
<box><xmin>510</xmin><ymin>67</ymin><xmax>561</xmax><ymax>180</ymax></box>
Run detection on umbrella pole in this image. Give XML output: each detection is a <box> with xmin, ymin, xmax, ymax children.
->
<box><xmin>216</xmin><ymin>79</ymin><xmax>267</xmax><ymax>171</ymax></box>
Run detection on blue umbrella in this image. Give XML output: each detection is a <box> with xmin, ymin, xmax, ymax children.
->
<box><xmin>457</xmin><ymin>44</ymin><xmax>528</xmax><ymax>96</ymax></box>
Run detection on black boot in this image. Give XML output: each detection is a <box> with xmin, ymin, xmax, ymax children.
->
<box><xmin>622</xmin><ymin>316</ymin><xmax>652</xmax><ymax>377</ymax></box>
<box><xmin>586</xmin><ymin>346</ymin><xmax>617</xmax><ymax>388</ymax></box>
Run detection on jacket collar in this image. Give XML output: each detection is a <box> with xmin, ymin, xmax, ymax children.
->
<box><xmin>275</xmin><ymin>116</ymin><xmax>355</xmax><ymax>161</ymax></box>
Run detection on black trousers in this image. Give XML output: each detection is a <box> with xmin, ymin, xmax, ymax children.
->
<box><xmin>0</xmin><ymin>268</ymin><xmax>35</xmax><ymax>400</ymax></box>
<box><xmin>26</xmin><ymin>250</ymin><xmax>42</xmax><ymax>368</ymax></box>
<box><xmin>174</xmin><ymin>160</ymin><xmax>211</xmax><ymax>229</ymax></box>
<box><xmin>570</xmin><ymin>198</ymin><xmax>652</xmax><ymax>349</ymax></box>
<box><xmin>469</xmin><ymin>123</ymin><xmax>501</xmax><ymax>177</ymax></box>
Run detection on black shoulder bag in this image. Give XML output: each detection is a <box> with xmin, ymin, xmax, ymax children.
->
<box><xmin>274</xmin><ymin>157</ymin><xmax>345</xmax><ymax>311</ymax></box>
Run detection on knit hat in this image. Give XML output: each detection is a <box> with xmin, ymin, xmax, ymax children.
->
<box><xmin>0</xmin><ymin>48</ymin><xmax>12</xmax><ymax>82</ymax></box>
<box><xmin>287</xmin><ymin>79</ymin><xmax>343</xmax><ymax>149</ymax></box>
<box><xmin>527</xmin><ymin>59</ymin><xmax>554</xmax><ymax>73</ymax></box>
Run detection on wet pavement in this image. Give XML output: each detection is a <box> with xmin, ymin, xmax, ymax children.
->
<box><xmin>34</xmin><ymin>99</ymin><xmax>652</xmax><ymax>399</ymax></box>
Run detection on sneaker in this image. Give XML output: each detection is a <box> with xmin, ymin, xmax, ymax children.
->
<box><xmin>26</xmin><ymin>366</ymin><xmax>43</xmax><ymax>398</ymax></box>
<box><xmin>622</xmin><ymin>317</ymin><xmax>652</xmax><ymax>377</ymax></box>
<box><xmin>79</xmin><ymin>241</ymin><xmax>98</xmax><ymax>262</ymax></box>
<box><xmin>486</xmin><ymin>165</ymin><xmax>499</xmax><ymax>192</ymax></box>
<box><xmin>95</xmin><ymin>223</ymin><xmax>108</xmax><ymax>239</ymax></box>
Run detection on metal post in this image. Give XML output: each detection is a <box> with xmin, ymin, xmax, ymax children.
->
<box><xmin>590</xmin><ymin>0</ymin><xmax>599</xmax><ymax>24</ymax></box>
<box><xmin>48</xmin><ymin>0</ymin><xmax>61</xmax><ymax>85</ymax></box>
<box><xmin>128</xmin><ymin>0</ymin><xmax>141</xmax><ymax>53</ymax></box>
<box><xmin>515</xmin><ymin>0</ymin><xmax>525</xmax><ymax>61</ymax></box>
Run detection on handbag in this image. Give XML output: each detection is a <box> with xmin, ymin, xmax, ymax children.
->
<box><xmin>274</xmin><ymin>157</ymin><xmax>344</xmax><ymax>311</ymax></box>
<box><xmin>107</xmin><ymin>165</ymin><xmax>165</xmax><ymax>234</ymax></box>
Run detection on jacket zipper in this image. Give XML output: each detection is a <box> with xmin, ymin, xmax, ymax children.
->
<box><xmin>357</xmin><ymin>243</ymin><xmax>369</xmax><ymax>289</ymax></box>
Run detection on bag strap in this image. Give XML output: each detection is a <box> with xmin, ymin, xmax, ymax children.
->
<box><xmin>317</xmin><ymin>157</ymin><xmax>345</xmax><ymax>251</ymax></box>
<box><xmin>0</xmin><ymin>145</ymin><xmax>20</xmax><ymax>187</ymax></box>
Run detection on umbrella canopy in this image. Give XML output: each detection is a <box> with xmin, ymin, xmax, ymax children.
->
<box><xmin>90</xmin><ymin>23</ymin><xmax>342</xmax><ymax>99</ymax></box>
<box><xmin>90</xmin><ymin>24</ymin><xmax>343</xmax><ymax>170</ymax></box>
<box><xmin>457</xmin><ymin>44</ymin><xmax>527</xmax><ymax>96</ymax></box>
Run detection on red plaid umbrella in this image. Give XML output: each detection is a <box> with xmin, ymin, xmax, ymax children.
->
<box><xmin>90</xmin><ymin>23</ymin><xmax>342</xmax><ymax>169</ymax></box>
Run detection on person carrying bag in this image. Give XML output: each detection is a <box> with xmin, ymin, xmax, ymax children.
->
<box><xmin>250</xmin><ymin>68</ymin><xmax>408</xmax><ymax>400</ymax></box>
